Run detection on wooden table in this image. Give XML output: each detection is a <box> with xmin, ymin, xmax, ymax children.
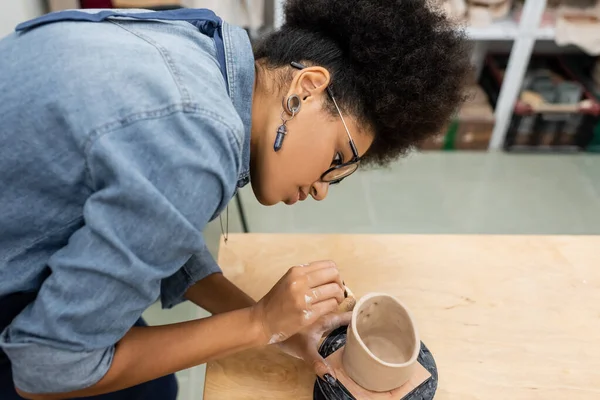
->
<box><xmin>204</xmin><ymin>234</ymin><xmax>600</xmax><ymax>399</ymax></box>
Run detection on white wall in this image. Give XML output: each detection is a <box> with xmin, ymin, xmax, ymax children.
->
<box><xmin>0</xmin><ymin>0</ymin><xmax>46</xmax><ymax>38</ymax></box>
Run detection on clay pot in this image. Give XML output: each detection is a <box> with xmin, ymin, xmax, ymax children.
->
<box><xmin>342</xmin><ymin>293</ymin><xmax>420</xmax><ymax>392</ymax></box>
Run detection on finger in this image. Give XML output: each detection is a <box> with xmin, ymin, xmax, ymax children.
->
<box><xmin>303</xmin><ymin>260</ymin><xmax>337</xmax><ymax>273</ymax></box>
<box><xmin>337</xmin><ymin>296</ymin><xmax>356</xmax><ymax>313</ymax></box>
<box><xmin>320</xmin><ymin>311</ymin><xmax>352</xmax><ymax>333</ymax></box>
<box><xmin>303</xmin><ymin>341</ymin><xmax>337</xmax><ymax>380</ymax></box>
<box><xmin>308</xmin><ymin>283</ymin><xmax>344</xmax><ymax>305</ymax></box>
<box><xmin>306</xmin><ymin>266</ymin><xmax>342</xmax><ymax>289</ymax></box>
<box><xmin>311</xmin><ymin>298</ymin><xmax>339</xmax><ymax>319</ymax></box>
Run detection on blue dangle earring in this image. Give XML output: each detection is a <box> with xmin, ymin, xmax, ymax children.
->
<box><xmin>274</xmin><ymin>94</ymin><xmax>301</xmax><ymax>152</ymax></box>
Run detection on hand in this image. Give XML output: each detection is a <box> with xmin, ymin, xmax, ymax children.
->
<box><xmin>277</xmin><ymin>312</ymin><xmax>353</xmax><ymax>380</ymax></box>
<box><xmin>250</xmin><ymin>261</ymin><xmax>344</xmax><ymax>345</ymax></box>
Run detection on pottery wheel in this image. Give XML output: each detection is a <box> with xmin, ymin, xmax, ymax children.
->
<box><xmin>313</xmin><ymin>326</ymin><xmax>438</xmax><ymax>400</ymax></box>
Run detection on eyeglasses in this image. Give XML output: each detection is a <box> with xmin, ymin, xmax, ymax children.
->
<box><xmin>291</xmin><ymin>61</ymin><xmax>361</xmax><ymax>185</ymax></box>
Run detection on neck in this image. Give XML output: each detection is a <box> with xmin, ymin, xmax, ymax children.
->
<box><xmin>250</xmin><ymin>62</ymin><xmax>279</xmax><ymax>165</ymax></box>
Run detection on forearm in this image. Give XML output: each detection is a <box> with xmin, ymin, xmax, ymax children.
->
<box><xmin>17</xmin><ymin>307</ymin><xmax>264</xmax><ymax>400</ymax></box>
<box><xmin>185</xmin><ymin>272</ymin><xmax>256</xmax><ymax>314</ymax></box>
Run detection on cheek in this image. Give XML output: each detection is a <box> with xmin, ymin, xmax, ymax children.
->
<box><xmin>253</xmin><ymin>115</ymin><xmax>336</xmax><ymax>204</ymax></box>
<box><xmin>286</xmin><ymin>119</ymin><xmax>335</xmax><ymax>179</ymax></box>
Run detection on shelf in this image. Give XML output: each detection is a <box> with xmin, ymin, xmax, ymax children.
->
<box><xmin>535</xmin><ymin>25</ymin><xmax>556</xmax><ymax>41</ymax></box>
<box><xmin>466</xmin><ymin>19</ymin><xmax>555</xmax><ymax>41</ymax></box>
<box><xmin>467</xmin><ymin>19</ymin><xmax>519</xmax><ymax>40</ymax></box>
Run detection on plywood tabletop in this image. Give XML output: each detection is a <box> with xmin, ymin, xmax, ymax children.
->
<box><xmin>204</xmin><ymin>234</ymin><xmax>600</xmax><ymax>399</ymax></box>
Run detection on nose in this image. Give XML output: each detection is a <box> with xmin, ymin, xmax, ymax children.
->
<box><xmin>310</xmin><ymin>181</ymin><xmax>329</xmax><ymax>201</ymax></box>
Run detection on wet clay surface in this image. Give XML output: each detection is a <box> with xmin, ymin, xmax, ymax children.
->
<box><xmin>356</xmin><ymin>296</ymin><xmax>417</xmax><ymax>364</ymax></box>
<box><xmin>363</xmin><ymin>335</ymin><xmax>411</xmax><ymax>364</ymax></box>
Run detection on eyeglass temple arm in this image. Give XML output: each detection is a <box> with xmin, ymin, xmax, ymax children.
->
<box><xmin>290</xmin><ymin>61</ymin><xmax>306</xmax><ymax>70</ymax></box>
<box><xmin>290</xmin><ymin>62</ymin><xmax>356</xmax><ymax>154</ymax></box>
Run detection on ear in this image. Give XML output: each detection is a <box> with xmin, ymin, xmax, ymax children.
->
<box><xmin>287</xmin><ymin>66</ymin><xmax>330</xmax><ymax>108</ymax></box>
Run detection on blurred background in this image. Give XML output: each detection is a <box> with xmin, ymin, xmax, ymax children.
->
<box><xmin>2</xmin><ymin>0</ymin><xmax>600</xmax><ymax>399</ymax></box>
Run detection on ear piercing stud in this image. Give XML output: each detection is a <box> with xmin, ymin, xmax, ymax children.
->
<box><xmin>274</xmin><ymin>94</ymin><xmax>301</xmax><ymax>152</ymax></box>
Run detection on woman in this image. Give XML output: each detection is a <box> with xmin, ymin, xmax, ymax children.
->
<box><xmin>0</xmin><ymin>0</ymin><xmax>470</xmax><ymax>399</ymax></box>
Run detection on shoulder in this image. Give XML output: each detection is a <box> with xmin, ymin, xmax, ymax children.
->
<box><xmin>5</xmin><ymin>17</ymin><xmax>244</xmax><ymax>149</ymax></box>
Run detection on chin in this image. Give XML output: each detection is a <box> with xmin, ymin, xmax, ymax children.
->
<box><xmin>258</xmin><ymin>197</ymin><xmax>278</xmax><ymax>206</ymax></box>
<box><xmin>250</xmin><ymin>182</ymin><xmax>278</xmax><ymax>206</ymax></box>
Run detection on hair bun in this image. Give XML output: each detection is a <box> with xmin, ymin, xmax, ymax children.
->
<box><xmin>283</xmin><ymin>0</ymin><xmax>413</xmax><ymax>68</ymax></box>
<box><xmin>256</xmin><ymin>0</ymin><xmax>471</xmax><ymax>166</ymax></box>
<box><xmin>284</xmin><ymin>0</ymin><xmax>350</xmax><ymax>50</ymax></box>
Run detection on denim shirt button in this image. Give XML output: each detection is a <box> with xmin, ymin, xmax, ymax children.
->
<box><xmin>237</xmin><ymin>176</ymin><xmax>249</xmax><ymax>187</ymax></box>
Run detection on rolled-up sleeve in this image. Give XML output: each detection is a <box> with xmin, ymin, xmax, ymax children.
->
<box><xmin>161</xmin><ymin>250</ymin><xmax>222</xmax><ymax>309</ymax></box>
<box><xmin>0</xmin><ymin>107</ymin><xmax>241</xmax><ymax>393</ymax></box>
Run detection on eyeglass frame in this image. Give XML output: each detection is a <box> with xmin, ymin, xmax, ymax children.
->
<box><xmin>290</xmin><ymin>61</ymin><xmax>361</xmax><ymax>184</ymax></box>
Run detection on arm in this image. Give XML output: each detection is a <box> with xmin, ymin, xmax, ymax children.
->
<box><xmin>185</xmin><ymin>272</ymin><xmax>256</xmax><ymax>314</ymax></box>
<box><xmin>17</xmin><ymin>307</ymin><xmax>265</xmax><ymax>400</ymax></box>
<box><xmin>17</xmin><ymin>259</ymin><xmax>346</xmax><ymax>400</ymax></box>
<box><xmin>185</xmin><ymin>271</ymin><xmax>354</xmax><ymax>383</ymax></box>
<box><xmin>1</xmin><ymin>111</ymin><xmax>243</xmax><ymax>397</ymax></box>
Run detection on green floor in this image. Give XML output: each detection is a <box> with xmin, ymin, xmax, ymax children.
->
<box><xmin>212</xmin><ymin>152</ymin><xmax>600</xmax><ymax>240</ymax></box>
<box><xmin>145</xmin><ymin>151</ymin><xmax>600</xmax><ymax>399</ymax></box>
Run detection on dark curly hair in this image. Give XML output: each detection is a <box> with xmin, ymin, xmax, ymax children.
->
<box><xmin>254</xmin><ymin>0</ymin><xmax>472</xmax><ymax>166</ymax></box>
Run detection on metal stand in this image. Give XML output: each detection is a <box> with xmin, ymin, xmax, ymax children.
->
<box><xmin>489</xmin><ymin>0</ymin><xmax>548</xmax><ymax>149</ymax></box>
<box><xmin>235</xmin><ymin>193</ymin><xmax>250</xmax><ymax>233</ymax></box>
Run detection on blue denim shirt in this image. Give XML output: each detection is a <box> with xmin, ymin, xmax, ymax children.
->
<box><xmin>0</xmin><ymin>10</ymin><xmax>254</xmax><ymax>393</ymax></box>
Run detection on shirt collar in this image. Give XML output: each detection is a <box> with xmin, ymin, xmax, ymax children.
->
<box><xmin>221</xmin><ymin>21</ymin><xmax>254</xmax><ymax>188</ymax></box>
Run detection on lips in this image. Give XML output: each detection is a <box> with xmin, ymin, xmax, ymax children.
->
<box><xmin>286</xmin><ymin>189</ymin><xmax>307</xmax><ymax>205</ymax></box>
<box><xmin>298</xmin><ymin>190</ymin><xmax>308</xmax><ymax>201</ymax></box>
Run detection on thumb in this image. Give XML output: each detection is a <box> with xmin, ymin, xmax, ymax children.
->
<box><xmin>305</xmin><ymin>343</ymin><xmax>337</xmax><ymax>381</ymax></box>
<box><xmin>310</xmin><ymin>311</ymin><xmax>353</xmax><ymax>383</ymax></box>
<box><xmin>320</xmin><ymin>311</ymin><xmax>352</xmax><ymax>337</ymax></box>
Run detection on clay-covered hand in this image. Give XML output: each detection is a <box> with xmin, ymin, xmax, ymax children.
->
<box><xmin>277</xmin><ymin>311</ymin><xmax>353</xmax><ymax>380</ymax></box>
<box><xmin>250</xmin><ymin>260</ymin><xmax>345</xmax><ymax>345</ymax></box>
